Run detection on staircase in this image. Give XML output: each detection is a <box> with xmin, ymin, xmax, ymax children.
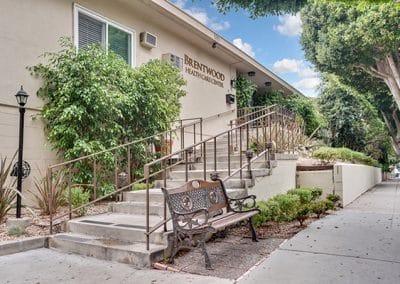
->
<box><xmin>48</xmin><ymin>134</ymin><xmax>274</xmax><ymax>268</ymax></box>
<box><xmin>47</xmin><ymin>105</ymin><xmax>302</xmax><ymax>268</ymax></box>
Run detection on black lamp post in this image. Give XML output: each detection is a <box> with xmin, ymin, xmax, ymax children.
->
<box><xmin>15</xmin><ymin>86</ymin><xmax>29</xmax><ymax>218</ymax></box>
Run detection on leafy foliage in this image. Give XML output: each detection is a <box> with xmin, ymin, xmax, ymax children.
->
<box><xmin>32</xmin><ymin>38</ymin><xmax>185</xmax><ymax>159</ymax></box>
<box><xmin>30</xmin><ymin>38</ymin><xmax>185</xmax><ymax>183</ymax></box>
<box><xmin>313</xmin><ymin>146</ymin><xmax>379</xmax><ymax>166</ymax></box>
<box><xmin>310</xmin><ymin>200</ymin><xmax>334</xmax><ymax>218</ymax></box>
<box><xmin>213</xmin><ymin>0</ymin><xmax>391</xmax><ymax>17</ymax></box>
<box><xmin>236</xmin><ymin>77</ymin><xmax>257</xmax><ymax>108</ymax></box>
<box><xmin>0</xmin><ymin>154</ymin><xmax>17</xmax><ymax>223</ymax></box>
<box><xmin>7</xmin><ymin>227</ymin><xmax>27</xmax><ymax>236</ymax></box>
<box><xmin>65</xmin><ymin>187</ymin><xmax>91</xmax><ymax>217</ymax></box>
<box><xmin>327</xmin><ymin>193</ymin><xmax>341</xmax><ymax>207</ymax></box>
<box><xmin>253</xmin><ymin>90</ymin><xmax>324</xmax><ymax>136</ymax></box>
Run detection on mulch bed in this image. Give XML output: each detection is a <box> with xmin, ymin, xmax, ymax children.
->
<box><xmin>0</xmin><ymin>203</ymin><xmax>109</xmax><ymax>242</ymax></box>
<box><xmin>163</xmin><ymin>215</ymin><xmax>326</xmax><ymax>280</ymax></box>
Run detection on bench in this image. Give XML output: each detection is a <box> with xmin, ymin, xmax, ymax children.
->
<box><xmin>162</xmin><ymin>178</ymin><xmax>260</xmax><ymax>269</ymax></box>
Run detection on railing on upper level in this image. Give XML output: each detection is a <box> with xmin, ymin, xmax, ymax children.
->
<box><xmin>142</xmin><ymin>105</ymin><xmax>304</xmax><ymax>250</ymax></box>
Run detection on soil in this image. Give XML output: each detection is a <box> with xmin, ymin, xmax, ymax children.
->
<box><xmin>164</xmin><ymin>215</ymin><xmax>327</xmax><ymax>280</ymax></box>
<box><xmin>0</xmin><ymin>203</ymin><xmax>108</xmax><ymax>242</ymax></box>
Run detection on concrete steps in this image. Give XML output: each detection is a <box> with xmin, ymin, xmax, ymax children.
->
<box><xmin>49</xmin><ymin>233</ymin><xmax>165</xmax><ymax>268</ymax></box>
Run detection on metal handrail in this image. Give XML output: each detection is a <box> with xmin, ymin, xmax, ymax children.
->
<box><xmin>143</xmin><ymin>105</ymin><xmax>305</xmax><ymax>250</ymax></box>
<box><xmin>46</xmin><ymin>108</ymin><xmax>237</xmax><ymax>233</ymax></box>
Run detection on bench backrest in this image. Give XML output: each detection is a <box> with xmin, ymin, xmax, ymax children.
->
<box><xmin>162</xmin><ymin>179</ymin><xmax>229</xmax><ymax>216</ymax></box>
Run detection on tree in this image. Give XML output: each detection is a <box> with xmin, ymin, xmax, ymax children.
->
<box><xmin>319</xmin><ymin>75</ymin><xmax>392</xmax><ymax>163</ymax></box>
<box><xmin>214</xmin><ymin>0</ymin><xmax>393</xmax><ymax>17</ymax></box>
<box><xmin>301</xmin><ymin>1</ymin><xmax>400</xmax><ymax>112</ymax></box>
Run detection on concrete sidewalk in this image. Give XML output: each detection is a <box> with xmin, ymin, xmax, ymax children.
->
<box><xmin>238</xmin><ymin>181</ymin><xmax>400</xmax><ymax>284</ymax></box>
<box><xmin>0</xmin><ymin>248</ymin><xmax>234</xmax><ymax>284</ymax></box>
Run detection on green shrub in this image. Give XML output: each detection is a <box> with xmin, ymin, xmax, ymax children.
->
<box><xmin>7</xmin><ymin>227</ymin><xmax>27</xmax><ymax>236</ymax></box>
<box><xmin>327</xmin><ymin>193</ymin><xmax>341</xmax><ymax>207</ymax></box>
<box><xmin>324</xmin><ymin>199</ymin><xmax>335</xmax><ymax>211</ymax></box>
<box><xmin>271</xmin><ymin>194</ymin><xmax>300</xmax><ymax>222</ymax></box>
<box><xmin>310</xmin><ymin>201</ymin><xmax>327</xmax><ymax>218</ymax></box>
<box><xmin>132</xmin><ymin>182</ymin><xmax>155</xmax><ymax>191</ymax></box>
<box><xmin>65</xmin><ymin>187</ymin><xmax>91</xmax><ymax>216</ymax></box>
<box><xmin>287</xmin><ymin>188</ymin><xmax>314</xmax><ymax>204</ymax></box>
<box><xmin>98</xmin><ymin>183</ymin><xmax>115</xmax><ymax>198</ymax></box>
<box><xmin>294</xmin><ymin>205</ymin><xmax>311</xmax><ymax>226</ymax></box>
<box><xmin>253</xmin><ymin>200</ymin><xmax>281</xmax><ymax>227</ymax></box>
<box><xmin>312</xmin><ymin>147</ymin><xmax>379</xmax><ymax>167</ymax></box>
<box><xmin>310</xmin><ymin>188</ymin><xmax>323</xmax><ymax>200</ymax></box>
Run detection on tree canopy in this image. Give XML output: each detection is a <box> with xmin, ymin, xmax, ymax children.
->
<box><xmin>301</xmin><ymin>1</ymin><xmax>400</xmax><ymax>110</ymax></box>
<box><xmin>214</xmin><ymin>0</ymin><xmax>394</xmax><ymax>17</ymax></box>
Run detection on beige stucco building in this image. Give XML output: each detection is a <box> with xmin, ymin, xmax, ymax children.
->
<box><xmin>0</xmin><ymin>0</ymin><xmax>302</xmax><ymax>202</ymax></box>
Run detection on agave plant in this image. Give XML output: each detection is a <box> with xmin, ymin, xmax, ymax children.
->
<box><xmin>29</xmin><ymin>170</ymin><xmax>65</xmax><ymax>215</ymax></box>
<box><xmin>0</xmin><ymin>154</ymin><xmax>17</xmax><ymax>223</ymax></box>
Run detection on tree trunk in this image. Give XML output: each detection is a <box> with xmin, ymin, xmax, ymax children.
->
<box><xmin>382</xmin><ymin>111</ymin><xmax>400</xmax><ymax>155</ymax></box>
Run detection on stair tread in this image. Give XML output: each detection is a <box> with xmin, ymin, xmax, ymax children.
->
<box><xmin>69</xmin><ymin>213</ymin><xmax>169</xmax><ymax>232</ymax></box>
<box><xmin>52</xmin><ymin>233</ymin><xmax>166</xmax><ymax>252</ymax></box>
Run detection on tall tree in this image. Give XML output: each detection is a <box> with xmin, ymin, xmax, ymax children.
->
<box><xmin>301</xmin><ymin>1</ymin><xmax>400</xmax><ymax>111</ymax></box>
<box><xmin>214</xmin><ymin>0</ymin><xmax>393</xmax><ymax>17</ymax></box>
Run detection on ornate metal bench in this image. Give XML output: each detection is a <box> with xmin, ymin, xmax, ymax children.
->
<box><xmin>162</xmin><ymin>178</ymin><xmax>260</xmax><ymax>269</ymax></box>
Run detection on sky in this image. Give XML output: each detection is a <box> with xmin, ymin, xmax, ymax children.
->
<box><xmin>171</xmin><ymin>0</ymin><xmax>321</xmax><ymax>97</ymax></box>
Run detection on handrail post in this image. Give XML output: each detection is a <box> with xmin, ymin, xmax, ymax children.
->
<box><xmin>144</xmin><ymin>165</ymin><xmax>150</xmax><ymax>251</ymax></box>
<box><xmin>203</xmin><ymin>142</ymin><xmax>207</xmax><ymax>180</ymax></box>
<box><xmin>163</xmin><ymin>160</ymin><xmax>167</xmax><ymax>232</ymax></box>
<box><xmin>200</xmin><ymin>118</ymin><xmax>203</xmax><ymax>158</ymax></box>
<box><xmin>48</xmin><ymin>167</ymin><xmax>53</xmax><ymax>235</ymax></box>
<box><xmin>93</xmin><ymin>157</ymin><xmax>97</xmax><ymax>200</ymax></box>
<box><xmin>127</xmin><ymin>145</ymin><xmax>131</xmax><ymax>185</ymax></box>
<box><xmin>185</xmin><ymin>149</ymin><xmax>189</xmax><ymax>182</ymax></box>
<box><xmin>239</xmin><ymin>126</ymin><xmax>243</xmax><ymax>180</ymax></box>
<box><xmin>213</xmin><ymin>137</ymin><xmax>217</xmax><ymax>172</ymax></box>
<box><xmin>228</xmin><ymin>130</ymin><xmax>231</xmax><ymax>176</ymax></box>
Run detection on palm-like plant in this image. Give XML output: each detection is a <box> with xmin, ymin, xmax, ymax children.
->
<box><xmin>0</xmin><ymin>154</ymin><xmax>17</xmax><ymax>223</ymax></box>
<box><xmin>30</xmin><ymin>170</ymin><xmax>65</xmax><ymax>215</ymax></box>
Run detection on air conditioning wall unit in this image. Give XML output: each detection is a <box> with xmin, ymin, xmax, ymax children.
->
<box><xmin>162</xmin><ymin>53</ymin><xmax>183</xmax><ymax>71</ymax></box>
<box><xmin>140</xmin><ymin>31</ymin><xmax>157</xmax><ymax>49</ymax></box>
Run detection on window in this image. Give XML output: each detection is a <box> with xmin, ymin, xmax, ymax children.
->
<box><xmin>75</xmin><ymin>6</ymin><xmax>134</xmax><ymax>66</ymax></box>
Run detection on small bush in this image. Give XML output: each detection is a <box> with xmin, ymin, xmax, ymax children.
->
<box><xmin>310</xmin><ymin>201</ymin><xmax>327</xmax><ymax>218</ymax></box>
<box><xmin>272</xmin><ymin>194</ymin><xmax>300</xmax><ymax>222</ymax></box>
<box><xmin>8</xmin><ymin>227</ymin><xmax>27</xmax><ymax>236</ymax></box>
<box><xmin>295</xmin><ymin>205</ymin><xmax>311</xmax><ymax>226</ymax></box>
<box><xmin>312</xmin><ymin>147</ymin><xmax>378</xmax><ymax>167</ymax></box>
<box><xmin>98</xmin><ymin>183</ymin><xmax>115</xmax><ymax>198</ymax></box>
<box><xmin>253</xmin><ymin>200</ymin><xmax>281</xmax><ymax>227</ymax></box>
<box><xmin>287</xmin><ymin>188</ymin><xmax>314</xmax><ymax>204</ymax></box>
<box><xmin>310</xmin><ymin>188</ymin><xmax>323</xmax><ymax>200</ymax></box>
<box><xmin>65</xmin><ymin>187</ymin><xmax>90</xmax><ymax>216</ymax></box>
<box><xmin>132</xmin><ymin>182</ymin><xmax>155</xmax><ymax>191</ymax></box>
<box><xmin>327</xmin><ymin>193</ymin><xmax>341</xmax><ymax>207</ymax></box>
<box><xmin>324</xmin><ymin>199</ymin><xmax>335</xmax><ymax>211</ymax></box>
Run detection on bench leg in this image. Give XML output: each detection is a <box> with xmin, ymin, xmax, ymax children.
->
<box><xmin>248</xmin><ymin>217</ymin><xmax>258</xmax><ymax>242</ymax></box>
<box><xmin>198</xmin><ymin>239</ymin><xmax>212</xmax><ymax>270</ymax></box>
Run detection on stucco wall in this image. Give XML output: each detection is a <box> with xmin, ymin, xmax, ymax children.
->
<box><xmin>297</xmin><ymin>170</ymin><xmax>333</xmax><ymax>199</ymax></box>
<box><xmin>335</xmin><ymin>163</ymin><xmax>382</xmax><ymax>206</ymax></box>
<box><xmin>296</xmin><ymin>163</ymin><xmax>382</xmax><ymax>207</ymax></box>
<box><xmin>250</xmin><ymin>158</ymin><xmax>297</xmax><ymax>201</ymax></box>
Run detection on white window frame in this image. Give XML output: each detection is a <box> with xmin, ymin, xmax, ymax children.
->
<box><xmin>73</xmin><ymin>4</ymin><xmax>136</xmax><ymax>67</ymax></box>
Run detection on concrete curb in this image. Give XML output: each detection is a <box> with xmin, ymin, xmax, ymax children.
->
<box><xmin>0</xmin><ymin>236</ymin><xmax>49</xmax><ymax>257</ymax></box>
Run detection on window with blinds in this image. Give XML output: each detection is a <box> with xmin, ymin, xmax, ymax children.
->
<box><xmin>76</xmin><ymin>9</ymin><xmax>133</xmax><ymax>65</ymax></box>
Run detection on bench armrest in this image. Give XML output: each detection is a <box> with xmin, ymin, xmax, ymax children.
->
<box><xmin>228</xmin><ymin>195</ymin><xmax>257</xmax><ymax>213</ymax></box>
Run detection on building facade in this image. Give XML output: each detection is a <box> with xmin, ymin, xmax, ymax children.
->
<box><xmin>0</xmin><ymin>0</ymin><xmax>301</xmax><ymax>203</ymax></box>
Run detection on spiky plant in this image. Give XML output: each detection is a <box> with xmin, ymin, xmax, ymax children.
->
<box><xmin>29</xmin><ymin>170</ymin><xmax>65</xmax><ymax>215</ymax></box>
<box><xmin>0</xmin><ymin>154</ymin><xmax>17</xmax><ymax>223</ymax></box>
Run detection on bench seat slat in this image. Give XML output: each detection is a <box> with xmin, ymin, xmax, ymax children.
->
<box><xmin>210</xmin><ymin>211</ymin><xmax>258</xmax><ymax>230</ymax></box>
